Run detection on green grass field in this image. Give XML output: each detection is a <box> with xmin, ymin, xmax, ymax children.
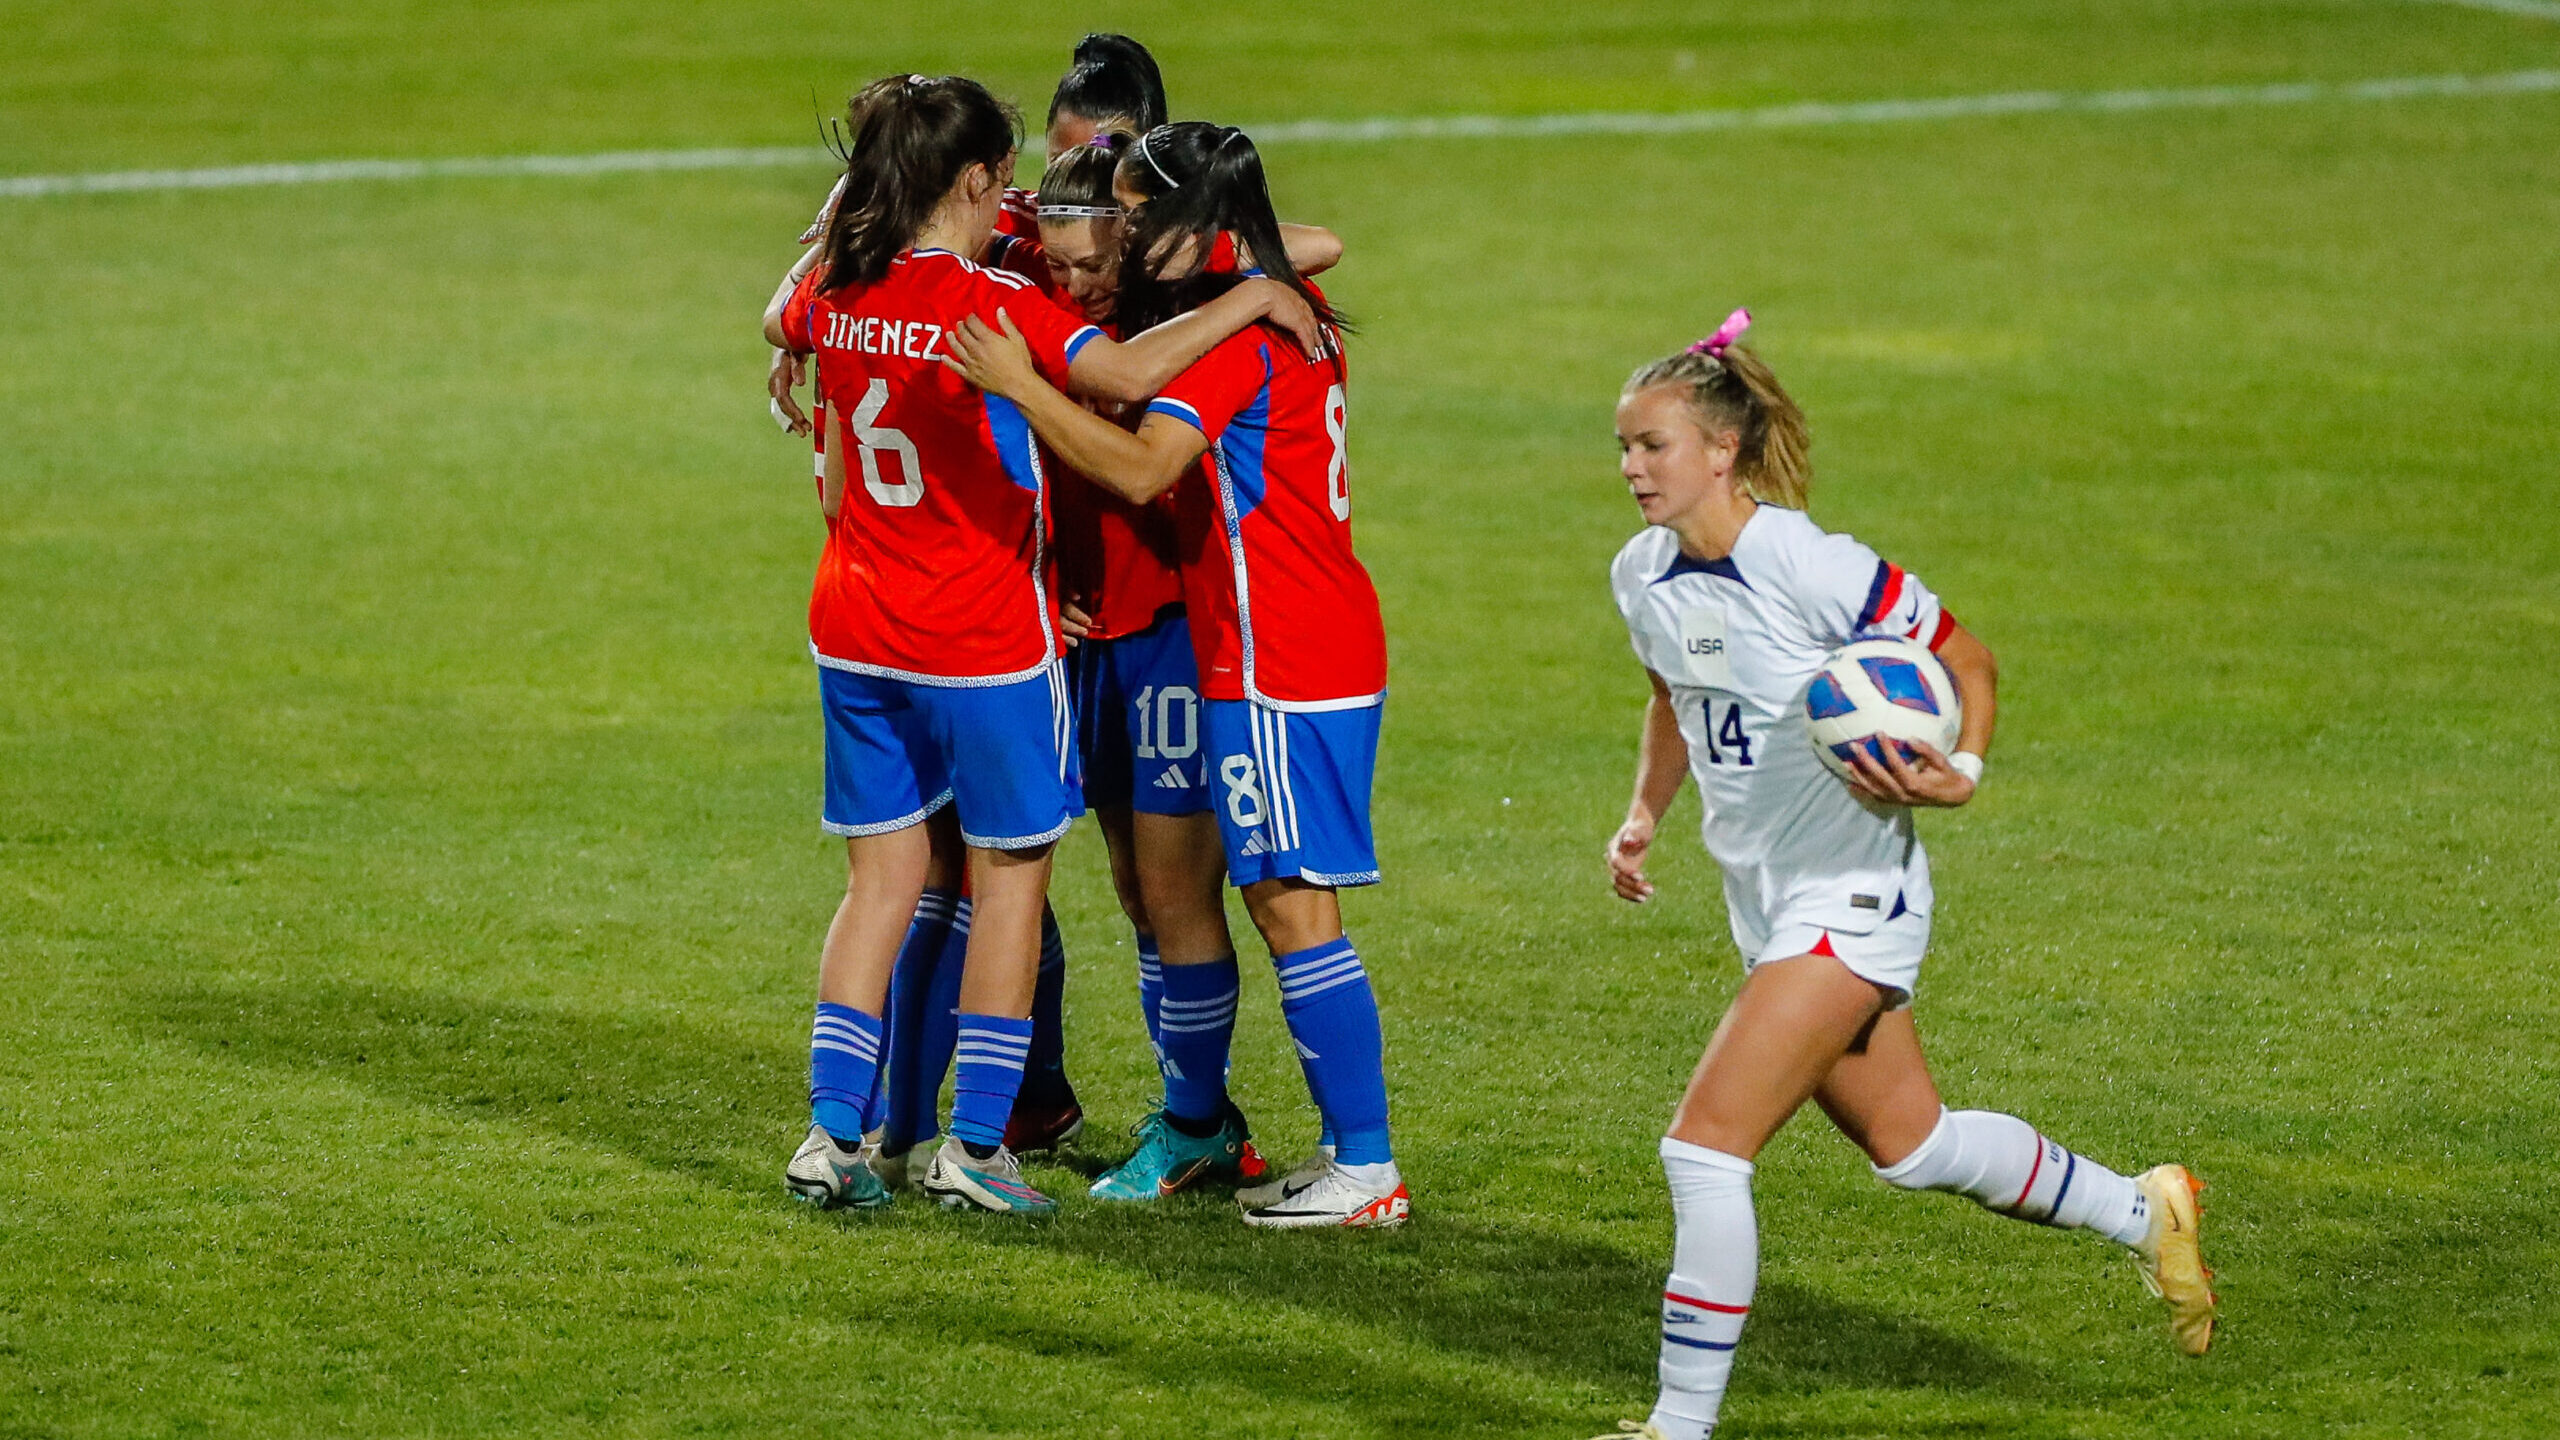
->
<box><xmin>7</xmin><ymin>2</ymin><xmax>2560</xmax><ymax>1435</ymax></box>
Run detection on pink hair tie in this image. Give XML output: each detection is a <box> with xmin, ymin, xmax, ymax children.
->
<box><xmin>1689</xmin><ymin>307</ymin><xmax>1752</xmax><ymax>358</ymax></box>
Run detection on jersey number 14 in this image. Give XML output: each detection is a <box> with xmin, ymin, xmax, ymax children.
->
<box><xmin>1701</xmin><ymin>698</ymin><xmax>1755</xmax><ymax>767</ymax></box>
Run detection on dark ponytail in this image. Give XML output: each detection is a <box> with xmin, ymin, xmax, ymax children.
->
<box><xmin>1112</xmin><ymin>122</ymin><xmax>1342</xmax><ymax>337</ymax></box>
<box><xmin>1048</xmin><ymin>33</ymin><xmax>1168</xmax><ymax>132</ymax></box>
<box><xmin>818</xmin><ymin>74</ymin><xmax>1019</xmax><ymax>291</ymax></box>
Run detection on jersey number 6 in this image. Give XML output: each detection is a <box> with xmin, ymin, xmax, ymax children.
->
<box><xmin>848</xmin><ymin>379</ymin><xmax>924</xmax><ymax>507</ymax></box>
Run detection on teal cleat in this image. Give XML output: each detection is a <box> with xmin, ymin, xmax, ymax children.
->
<box><xmin>1089</xmin><ymin>1110</ymin><xmax>1250</xmax><ymax>1201</ymax></box>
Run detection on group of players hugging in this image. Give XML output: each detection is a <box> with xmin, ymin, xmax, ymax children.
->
<box><xmin>759</xmin><ymin>34</ymin><xmax>2218</xmax><ymax>1439</ymax></box>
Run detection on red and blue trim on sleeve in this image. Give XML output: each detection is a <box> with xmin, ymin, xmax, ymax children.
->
<box><xmin>1858</xmin><ymin>560</ymin><xmax>1906</xmax><ymax>630</ymax></box>
<box><xmin>1146</xmin><ymin>396</ymin><xmax>1205</xmax><ymax>430</ymax></box>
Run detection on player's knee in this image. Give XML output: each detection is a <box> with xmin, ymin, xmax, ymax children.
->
<box><xmin>1871</xmin><ymin>1106</ymin><xmax>1958</xmax><ymax>1190</ymax></box>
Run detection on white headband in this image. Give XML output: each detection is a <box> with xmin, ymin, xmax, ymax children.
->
<box><xmin>1134</xmin><ymin>130</ymin><xmax>1179</xmax><ymax>190</ymax></box>
<box><xmin>1037</xmin><ymin>204</ymin><xmax>1124</xmax><ymax>220</ymax></box>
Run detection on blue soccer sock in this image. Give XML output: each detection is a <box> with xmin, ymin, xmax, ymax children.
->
<box><xmin>874</xmin><ymin>888</ymin><xmax>958</xmax><ymax>1141</ymax></box>
<box><xmin>1156</xmin><ymin>955</ymin><xmax>1240</xmax><ymax>1124</ymax></box>
<box><xmin>883</xmin><ymin>893</ymin><xmax>967</xmax><ymax>1151</ymax></box>
<box><xmin>1134</xmin><ymin>932</ymin><xmax>1166</xmax><ymax>1056</ymax></box>
<box><xmin>1273</xmin><ymin>936</ymin><xmax>1392</xmax><ymax>1166</ymax></box>
<box><xmin>809</xmin><ymin>1002</ymin><xmax>884</xmax><ymax>1146</ymax></box>
<box><xmin>1018</xmin><ymin>907</ymin><xmax>1072</xmax><ymax>1107</ymax></box>
<box><xmin>950</xmin><ymin>1013</ymin><xmax>1035</xmax><ymax>1151</ymax></box>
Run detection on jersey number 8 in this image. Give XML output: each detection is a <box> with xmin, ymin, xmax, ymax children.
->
<box><xmin>1324</xmin><ymin>383</ymin><xmax>1349</xmax><ymax>522</ymax></box>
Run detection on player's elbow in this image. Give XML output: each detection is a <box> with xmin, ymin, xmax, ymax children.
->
<box><xmin>1109</xmin><ymin>456</ymin><xmax>1183</xmax><ymax>505</ymax></box>
<box><xmin>1293</xmin><ymin>227</ymin><xmax>1345</xmax><ymax>276</ymax></box>
<box><xmin>1942</xmin><ymin>623</ymin><xmax>1995</xmax><ymax>677</ymax></box>
<box><xmin>763</xmin><ymin>312</ymin><xmax>792</xmax><ymax>350</ymax></box>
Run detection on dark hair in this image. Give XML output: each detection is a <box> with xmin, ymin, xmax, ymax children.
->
<box><xmin>818</xmin><ymin>74</ymin><xmax>1019</xmax><ymax>291</ymax></box>
<box><xmin>1048</xmin><ymin>34</ymin><xmax>1167</xmax><ymax>132</ymax></box>
<box><xmin>1034</xmin><ymin>130</ymin><xmax>1133</xmax><ymax>214</ymax></box>
<box><xmin>1113</xmin><ymin>122</ymin><xmax>1341</xmax><ymax>337</ymax></box>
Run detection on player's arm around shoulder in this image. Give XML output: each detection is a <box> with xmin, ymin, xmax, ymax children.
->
<box><xmin>942</xmin><ymin>310</ymin><xmax>1207</xmax><ymax>504</ymax></box>
<box><xmin>1844</xmin><ymin>620</ymin><xmax>1998</xmax><ymax>809</ymax></box>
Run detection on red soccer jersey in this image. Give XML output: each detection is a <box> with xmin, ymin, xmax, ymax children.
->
<box><xmin>995</xmin><ymin>185</ymin><xmax>1039</xmax><ymax>240</ymax></box>
<box><xmin>1149</xmin><ymin>310</ymin><xmax>1386</xmax><ymax>708</ymax></box>
<box><xmin>1035</xmin><ymin>316</ymin><xmax>1183</xmax><ymax>641</ymax></box>
<box><xmin>781</xmin><ymin>248</ymin><xmax>1105</xmax><ymax>682</ymax></box>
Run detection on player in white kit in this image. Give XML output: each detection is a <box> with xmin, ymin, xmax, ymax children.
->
<box><xmin>1593</xmin><ymin>312</ymin><xmax>2217</xmax><ymax>1440</ymax></box>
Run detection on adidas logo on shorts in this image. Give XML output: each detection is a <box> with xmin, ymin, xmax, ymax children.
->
<box><xmin>1239</xmin><ymin>832</ymin><xmax>1271</xmax><ymax>857</ymax></box>
<box><xmin>1153</xmin><ymin>767</ymin><xmax>1188</xmax><ymax>790</ymax></box>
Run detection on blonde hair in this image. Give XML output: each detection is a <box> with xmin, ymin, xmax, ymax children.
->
<box><xmin>1623</xmin><ymin>342</ymin><xmax>1811</xmax><ymax>509</ymax></box>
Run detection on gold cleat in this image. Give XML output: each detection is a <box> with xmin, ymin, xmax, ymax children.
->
<box><xmin>1587</xmin><ymin>1425</ymin><xmax>1669</xmax><ymax>1440</ymax></box>
<box><xmin>2132</xmin><ymin>1163</ymin><xmax>2218</xmax><ymax>1356</ymax></box>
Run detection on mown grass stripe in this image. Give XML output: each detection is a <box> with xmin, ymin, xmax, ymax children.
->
<box><xmin>5</xmin><ymin>69</ymin><xmax>2558</xmax><ymax>200</ymax></box>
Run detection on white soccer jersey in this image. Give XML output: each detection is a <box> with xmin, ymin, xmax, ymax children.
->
<box><xmin>1610</xmin><ymin>505</ymin><xmax>1956</xmax><ymax>959</ymax></box>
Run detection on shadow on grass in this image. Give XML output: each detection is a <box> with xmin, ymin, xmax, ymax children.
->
<box><xmin>147</xmin><ymin>977</ymin><xmax>2038</xmax><ymax>1421</ymax></box>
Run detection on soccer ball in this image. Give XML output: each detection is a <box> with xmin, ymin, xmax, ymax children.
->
<box><xmin>1805</xmin><ymin>635</ymin><xmax>1963</xmax><ymax>782</ymax></box>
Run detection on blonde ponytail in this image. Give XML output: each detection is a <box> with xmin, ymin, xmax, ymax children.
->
<box><xmin>1625</xmin><ymin>328</ymin><xmax>1811</xmax><ymax>509</ymax></box>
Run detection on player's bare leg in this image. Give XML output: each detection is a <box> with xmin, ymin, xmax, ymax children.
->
<box><xmin>1810</xmin><ymin>1009</ymin><xmax>1943</xmax><ymax>1166</ymax></box>
<box><xmin>1136</xmin><ymin>810</ymin><xmax>1232</xmax><ymax>964</ymax></box>
<box><xmin>1096</xmin><ymin>802</ymin><xmax>1150</xmax><ymax>936</ymax></box>
<box><xmin>817</xmin><ymin>828</ymin><xmax>934</xmax><ymax>1016</ymax></box>
<box><xmin>1820</xmin><ymin>1008</ymin><xmax>2216</xmax><ymax>1354</ymax></box>
<box><xmin>1670</xmin><ymin>953</ymin><xmax>1888</xmax><ymax>1158</ymax></box>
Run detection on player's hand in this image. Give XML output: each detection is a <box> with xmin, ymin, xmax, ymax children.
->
<box><xmin>1242</xmin><ymin>277</ymin><xmax>1325</xmax><ymax>360</ymax></box>
<box><xmin>1607</xmin><ymin>814</ymin><xmax>1658</xmax><ymax>904</ymax></box>
<box><xmin>1060</xmin><ymin>599</ymin><xmax>1096</xmax><ymax>646</ymax></box>
<box><xmin>1843</xmin><ymin>737</ymin><xmax>1976</xmax><ymax>808</ymax></box>
<box><xmin>942</xmin><ymin>311</ymin><xmax>1040</xmax><ymax>399</ymax></box>
<box><xmin>769</xmin><ymin>347</ymin><xmax>811</xmax><ymax>436</ymax></box>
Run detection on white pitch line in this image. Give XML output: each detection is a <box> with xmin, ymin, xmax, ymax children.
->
<box><xmin>2423</xmin><ymin>0</ymin><xmax>2560</xmax><ymax>20</ymax></box>
<box><xmin>5</xmin><ymin>69</ymin><xmax>2559</xmax><ymax>200</ymax></box>
<box><xmin>1249</xmin><ymin>68</ymin><xmax>2560</xmax><ymax>143</ymax></box>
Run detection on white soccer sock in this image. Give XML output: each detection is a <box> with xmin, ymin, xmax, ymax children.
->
<box><xmin>1650</xmin><ymin>1137</ymin><xmax>1756</xmax><ymax>1440</ymax></box>
<box><xmin>1875</xmin><ymin>1107</ymin><xmax>2151</xmax><ymax>1248</ymax></box>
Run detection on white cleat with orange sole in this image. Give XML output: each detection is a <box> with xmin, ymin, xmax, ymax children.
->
<box><xmin>1240</xmin><ymin>1160</ymin><xmax>1410</xmax><ymax>1229</ymax></box>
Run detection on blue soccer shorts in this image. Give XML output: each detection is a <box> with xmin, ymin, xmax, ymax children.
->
<box><xmin>1200</xmin><ymin>697</ymin><xmax>1382</xmax><ymax>889</ymax></box>
<box><xmin>819</xmin><ymin>662</ymin><xmax>1082</xmax><ymax>850</ymax></box>
<box><xmin>1071</xmin><ymin>610</ymin><xmax>1211</xmax><ymax>816</ymax></box>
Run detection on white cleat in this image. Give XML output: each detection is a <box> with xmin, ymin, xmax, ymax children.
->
<box><xmin>784</xmin><ymin>1125</ymin><xmax>891</xmax><ymax>1211</ymax></box>
<box><xmin>1240</xmin><ymin>1160</ymin><xmax>1410</xmax><ymax>1229</ymax></box>
<box><xmin>919</xmin><ymin>1137</ymin><xmax>1059</xmax><ymax>1216</ymax></box>
<box><xmin>868</xmin><ymin>1144</ymin><xmax>913</xmax><ymax>1191</ymax></box>
<box><xmin>1236</xmin><ymin>1145</ymin><xmax>1335</xmax><ymax>1211</ymax></box>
